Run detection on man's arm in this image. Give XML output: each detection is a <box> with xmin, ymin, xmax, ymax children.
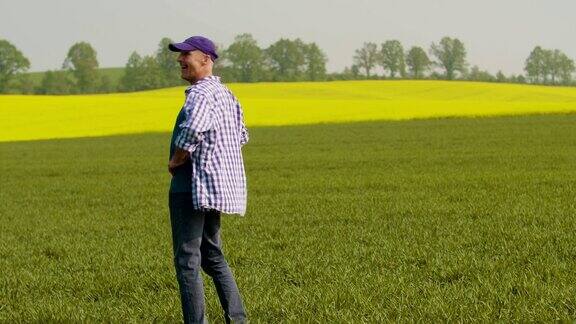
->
<box><xmin>236</xmin><ymin>101</ymin><xmax>249</xmax><ymax>146</ymax></box>
<box><xmin>240</xmin><ymin>119</ymin><xmax>249</xmax><ymax>146</ymax></box>
<box><xmin>168</xmin><ymin>148</ymin><xmax>190</xmax><ymax>175</ymax></box>
<box><xmin>169</xmin><ymin>92</ymin><xmax>213</xmax><ymax>175</ymax></box>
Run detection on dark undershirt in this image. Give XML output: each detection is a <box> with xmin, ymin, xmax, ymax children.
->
<box><xmin>169</xmin><ymin>107</ymin><xmax>192</xmax><ymax>193</ymax></box>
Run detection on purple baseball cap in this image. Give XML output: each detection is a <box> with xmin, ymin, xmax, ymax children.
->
<box><xmin>168</xmin><ymin>36</ymin><xmax>218</xmax><ymax>61</ymax></box>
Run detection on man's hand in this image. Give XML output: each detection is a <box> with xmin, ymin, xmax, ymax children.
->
<box><xmin>168</xmin><ymin>148</ymin><xmax>190</xmax><ymax>176</ymax></box>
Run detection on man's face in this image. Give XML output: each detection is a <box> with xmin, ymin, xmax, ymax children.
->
<box><xmin>177</xmin><ymin>50</ymin><xmax>210</xmax><ymax>83</ymax></box>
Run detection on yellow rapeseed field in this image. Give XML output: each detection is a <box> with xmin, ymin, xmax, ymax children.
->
<box><xmin>1</xmin><ymin>80</ymin><xmax>576</xmax><ymax>142</ymax></box>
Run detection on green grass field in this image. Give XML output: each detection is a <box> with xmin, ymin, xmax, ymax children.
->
<box><xmin>1</xmin><ymin>113</ymin><xmax>575</xmax><ymax>322</ymax></box>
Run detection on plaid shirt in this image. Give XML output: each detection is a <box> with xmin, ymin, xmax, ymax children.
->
<box><xmin>174</xmin><ymin>75</ymin><xmax>249</xmax><ymax>216</ymax></box>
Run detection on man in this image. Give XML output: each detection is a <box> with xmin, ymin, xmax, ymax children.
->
<box><xmin>167</xmin><ymin>35</ymin><xmax>249</xmax><ymax>324</ymax></box>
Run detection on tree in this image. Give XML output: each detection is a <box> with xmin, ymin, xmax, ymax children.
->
<box><xmin>430</xmin><ymin>37</ymin><xmax>467</xmax><ymax>80</ymax></box>
<box><xmin>514</xmin><ymin>75</ymin><xmax>527</xmax><ymax>84</ymax></box>
<box><xmin>557</xmin><ymin>52</ymin><xmax>575</xmax><ymax>85</ymax></box>
<box><xmin>303</xmin><ymin>42</ymin><xmax>327</xmax><ymax>81</ymax></box>
<box><xmin>0</xmin><ymin>39</ymin><xmax>30</xmax><ymax>93</ymax></box>
<box><xmin>541</xmin><ymin>49</ymin><xmax>555</xmax><ymax>84</ymax></box>
<box><xmin>212</xmin><ymin>48</ymin><xmax>238</xmax><ymax>82</ymax></box>
<box><xmin>224</xmin><ymin>34</ymin><xmax>265</xmax><ymax>82</ymax></box>
<box><xmin>405</xmin><ymin>46</ymin><xmax>431</xmax><ymax>79</ymax></box>
<box><xmin>525</xmin><ymin>46</ymin><xmax>575</xmax><ymax>85</ymax></box>
<box><xmin>37</xmin><ymin>70</ymin><xmax>75</xmax><ymax>94</ymax></box>
<box><xmin>63</xmin><ymin>42</ymin><xmax>100</xmax><ymax>92</ymax></box>
<box><xmin>120</xmin><ymin>51</ymin><xmax>166</xmax><ymax>91</ymax></box>
<box><xmin>137</xmin><ymin>56</ymin><xmax>166</xmax><ymax>90</ymax></box>
<box><xmin>334</xmin><ymin>65</ymin><xmax>360</xmax><ymax>80</ymax></box>
<box><xmin>212</xmin><ymin>48</ymin><xmax>231</xmax><ymax>81</ymax></box>
<box><xmin>353</xmin><ymin>42</ymin><xmax>378</xmax><ymax>78</ymax></box>
<box><xmin>549</xmin><ymin>49</ymin><xmax>574</xmax><ymax>85</ymax></box>
<box><xmin>524</xmin><ymin>46</ymin><xmax>546</xmax><ymax>84</ymax></box>
<box><xmin>265</xmin><ymin>38</ymin><xmax>307</xmax><ymax>81</ymax></box>
<box><xmin>350</xmin><ymin>65</ymin><xmax>360</xmax><ymax>79</ymax></box>
<box><xmin>10</xmin><ymin>73</ymin><xmax>35</xmax><ymax>94</ymax></box>
<box><xmin>155</xmin><ymin>37</ymin><xmax>180</xmax><ymax>86</ymax></box>
<box><xmin>496</xmin><ymin>70</ymin><xmax>507</xmax><ymax>83</ymax></box>
<box><xmin>119</xmin><ymin>52</ymin><xmax>142</xmax><ymax>92</ymax></box>
<box><xmin>98</xmin><ymin>75</ymin><xmax>114</xmax><ymax>93</ymax></box>
<box><xmin>467</xmin><ymin>65</ymin><xmax>495</xmax><ymax>82</ymax></box>
<box><xmin>380</xmin><ymin>40</ymin><xmax>405</xmax><ymax>78</ymax></box>
<box><xmin>507</xmin><ymin>74</ymin><xmax>525</xmax><ymax>84</ymax></box>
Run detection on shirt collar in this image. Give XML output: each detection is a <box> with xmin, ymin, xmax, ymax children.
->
<box><xmin>184</xmin><ymin>75</ymin><xmax>220</xmax><ymax>94</ymax></box>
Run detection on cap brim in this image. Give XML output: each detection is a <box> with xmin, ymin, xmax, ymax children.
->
<box><xmin>168</xmin><ymin>42</ymin><xmax>196</xmax><ymax>52</ymax></box>
<box><xmin>168</xmin><ymin>42</ymin><xmax>219</xmax><ymax>60</ymax></box>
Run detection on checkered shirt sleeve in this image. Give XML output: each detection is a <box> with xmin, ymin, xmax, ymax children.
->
<box><xmin>174</xmin><ymin>92</ymin><xmax>213</xmax><ymax>153</ymax></box>
<box><xmin>237</xmin><ymin>101</ymin><xmax>249</xmax><ymax>146</ymax></box>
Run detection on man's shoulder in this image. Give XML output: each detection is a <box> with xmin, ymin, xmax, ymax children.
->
<box><xmin>188</xmin><ymin>77</ymin><xmax>236</xmax><ymax>103</ymax></box>
<box><xmin>186</xmin><ymin>77</ymin><xmax>223</xmax><ymax>98</ymax></box>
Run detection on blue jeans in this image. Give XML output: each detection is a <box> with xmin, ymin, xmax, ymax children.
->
<box><xmin>169</xmin><ymin>193</ymin><xmax>247</xmax><ymax>324</ymax></box>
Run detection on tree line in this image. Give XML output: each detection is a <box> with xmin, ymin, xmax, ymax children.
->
<box><xmin>0</xmin><ymin>35</ymin><xmax>575</xmax><ymax>94</ymax></box>
<box><xmin>345</xmin><ymin>37</ymin><xmax>575</xmax><ymax>85</ymax></box>
<box><xmin>215</xmin><ymin>34</ymin><xmax>327</xmax><ymax>82</ymax></box>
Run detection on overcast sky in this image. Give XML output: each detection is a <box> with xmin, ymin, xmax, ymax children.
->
<box><xmin>1</xmin><ymin>0</ymin><xmax>575</xmax><ymax>74</ymax></box>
